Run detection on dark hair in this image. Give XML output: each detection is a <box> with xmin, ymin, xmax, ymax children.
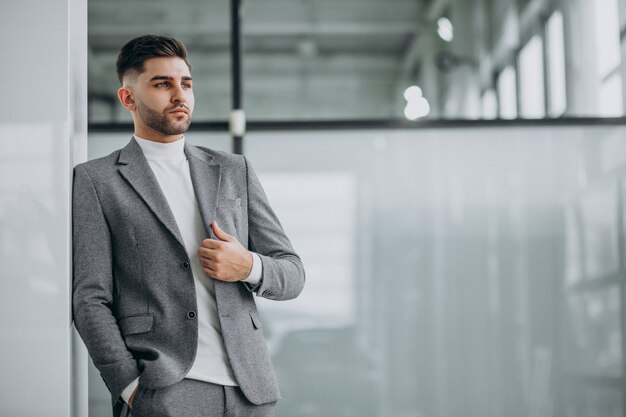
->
<box><xmin>116</xmin><ymin>35</ymin><xmax>192</xmax><ymax>84</ymax></box>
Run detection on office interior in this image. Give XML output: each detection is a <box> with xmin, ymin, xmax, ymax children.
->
<box><xmin>2</xmin><ymin>0</ymin><xmax>626</xmax><ymax>416</ymax></box>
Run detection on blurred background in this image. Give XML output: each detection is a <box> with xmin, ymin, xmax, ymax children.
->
<box><xmin>2</xmin><ymin>0</ymin><xmax>626</xmax><ymax>416</ymax></box>
<box><xmin>88</xmin><ymin>0</ymin><xmax>623</xmax><ymax>122</ymax></box>
<box><xmin>85</xmin><ymin>0</ymin><xmax>626</xmax><ymax>416</ymax></box>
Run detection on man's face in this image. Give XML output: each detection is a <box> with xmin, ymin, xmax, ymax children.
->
<box><xmin>121</xmin><ymin>56</ymin><xmax>195</xmax><ymax>141</ymax></box>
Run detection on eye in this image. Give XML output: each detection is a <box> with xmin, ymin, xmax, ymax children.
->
<box><xmin>155</xmin><ymin>82</ymin><xmax>169</xmax><ymax>87</ymax></box>
<box><xmin>182</xmin><ymin>82</ymin><xmax>192</xmax><ymax>89</ymax></box>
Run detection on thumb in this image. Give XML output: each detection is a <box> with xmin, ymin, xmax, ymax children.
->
<box><xmin>212</xmin><ymin>221</ymin><xmax>234</xmax><ymax>242</ymax></box>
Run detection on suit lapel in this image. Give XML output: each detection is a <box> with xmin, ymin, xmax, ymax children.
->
<box><xmin>184</xmin><ymin>143</ymin><xmax>221</xmax><ymax>238</ymax></box>
<box><xmin>185</xmin><ymin>144</ymin><xmax>241</xmax><ymax>308</ymax></box>
<box><xmin>117</xmin><ymin>138</ymin><xmax>185</xmax><ymax>248</ymax></box>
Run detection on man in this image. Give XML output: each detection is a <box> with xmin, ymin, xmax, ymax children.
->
<box><xmin>73</xmin><ymin>35</ymin><xmax>305</xmax><ymax>417</ymax></box>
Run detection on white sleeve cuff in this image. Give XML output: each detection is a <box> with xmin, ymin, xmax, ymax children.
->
<box><xmin>242</xmin><ymin>252</ymin><xmax>262</xmax><ymax>285</ymax></box>
<box><xmin>120</xmin><ymin>377</ymin><xmax>139</xmax><ymax>404</ymax></box>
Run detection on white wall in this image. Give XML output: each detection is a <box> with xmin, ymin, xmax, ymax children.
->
<box><xmin>0</xmin><ymin>1</ymin><xmax>87</xmax><ymax>416</ymax></box>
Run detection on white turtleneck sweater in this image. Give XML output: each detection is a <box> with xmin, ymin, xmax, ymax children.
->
<box><xmin>121</xmin><ymin>135</ymin><xmax>262</xmax><ymax>403</ymax></box>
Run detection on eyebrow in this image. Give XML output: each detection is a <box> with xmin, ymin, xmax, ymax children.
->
<box><xmin>149</xmin><ymin>75</ymin><xmax>193</xmax><ymax>81</ymax></box>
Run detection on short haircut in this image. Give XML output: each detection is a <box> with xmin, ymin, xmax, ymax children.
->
<box><xmin>116</xmin><ymin>35</ymin><xmax>192</xmax><ymax>84</ymax></box>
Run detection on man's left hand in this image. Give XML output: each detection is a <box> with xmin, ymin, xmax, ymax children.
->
<box><xmin>198</xmin><ymin>221</ymin><xmax>253</xmax><ymax>282</ymax></box>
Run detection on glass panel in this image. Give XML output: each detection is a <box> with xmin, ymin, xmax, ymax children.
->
<box><xmin>240</xmin><ymin>124</ymin><xmax>625</xmax><ymax>417</ymax></box>
<box><xmin>87</xmin><ymin>124</ymin><xmax>626</xmax><ymax>416</ymax></box>
<box><xmin>255</xmin><ymin>172</ymin><xmax>356</xmax><ymax>324</ymax></box>
<box><xmin>564</xmin><ymin>384</ymin><xmax>624</xmax><ymax>417</ymax></box>
<box><xmin>564</xmin><ymin>288</ymin><xmax>622</xmax><ymax>376</ymax></box>
<box><xmin>579</xmin><ymin>184</ymin><xmax>619</xmax><ymax>279</ymax></box>
<box><xmin>519</xmin><ymin>35</ymin><xmax>546</xmax><ymax>118</ymax></box>
<box><xmin>564</xmin><ymin>205</ymin><xmax>582</xmax><ymax>287</ymax></box>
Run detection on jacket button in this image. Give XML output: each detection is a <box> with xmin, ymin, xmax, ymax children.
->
<box><xmin>187</xmin><ymin>311</ymin><xmax>196</xmax><ymax>319</ymax></box>
<box><xmin>182</xmin><ymin>261</ymin><xmax>190</xmax><ymax>269</ymax></box>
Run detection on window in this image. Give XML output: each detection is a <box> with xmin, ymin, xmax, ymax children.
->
<box><xmin>519</xmin><ymin>34</ymin><xmax>546</xmax><ymax>118</ymax></box>
<box><xmin>600</xmin><ymin>73</ymin><xmax>624</xmax><ymax>116</ymax></box>
<box><xmin>482</xmin><ymin>88</ymin><xmax>498</xmax><ymax>119</ymax></box>
<box><xmin>498</xmin><ymin>66</ymin><xmax>518</xmax><ymax>119</ymax></box>
<box><xmin>593</xmin><ymin>0</ymin><xmax>623</xmax><ymax>116</ymax></box>
<box><xmin>546</xmin><ymin>11</ymin><xmax>567</xmax><ymax>117</ymax></box>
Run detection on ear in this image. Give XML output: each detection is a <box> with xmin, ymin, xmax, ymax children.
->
<box><xmin>117</xmin><ymin>86</ymin><xmax>136</xmax><ymax>111</ymax></box>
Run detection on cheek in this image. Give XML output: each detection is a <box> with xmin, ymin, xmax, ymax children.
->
<box><xmin>140</xmin><ymin>96</ymin><xmax>165</xmax><ymax>110</ymax></box>
<box><xmin>187</xmin><ymin>94</ymin><xmax>196</xmax><ymax>111</ymax></box>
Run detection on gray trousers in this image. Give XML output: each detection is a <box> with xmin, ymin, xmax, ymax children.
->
<box><xmin>128</xmin><ymin>379</ymin><xmax>276</xmax><ymax>417</ymax></box>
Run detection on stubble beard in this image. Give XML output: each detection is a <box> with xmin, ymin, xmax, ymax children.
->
<box><xmin>136</xmin><ymin>99</ymin><xmax>192</xmax><ymax>136</ymax></box>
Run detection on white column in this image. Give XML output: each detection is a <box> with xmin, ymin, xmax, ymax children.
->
<box><xmin>0</xmin><ymin>0</ymin><xmax>87</xmax><ymax>416</ymax></box>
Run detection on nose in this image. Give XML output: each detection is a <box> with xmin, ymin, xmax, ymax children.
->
<box><xmin>171</xmin><ymin>84</ymin><xmax>185</xmax><ymax>103</ymax></box>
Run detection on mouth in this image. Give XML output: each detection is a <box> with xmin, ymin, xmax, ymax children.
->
<box><xmin>169</xmin><ymin>107</ymin><xmax>189</xmax><ymax>116</ymax></box>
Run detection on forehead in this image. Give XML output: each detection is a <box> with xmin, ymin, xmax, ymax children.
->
<box><xmin>140</xmin><ymin>57</ymin><xmax>191</xmax><ymax>79</ymax></box>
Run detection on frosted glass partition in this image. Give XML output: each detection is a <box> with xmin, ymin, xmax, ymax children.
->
<box><xmin>245</xmin><ymin>125</ymin><xmax>626</xmax><ymax>417</ymax></box>
<box><xmin>88</xmin><ymin>124</ymin><xmax>626</xmax><ymax>417</ymax></box>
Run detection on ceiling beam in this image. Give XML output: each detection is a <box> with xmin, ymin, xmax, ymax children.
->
<box><xmin>89</xmin><ymin>22</ymin><xmax>428</xmax><ymax>40</ymax></box>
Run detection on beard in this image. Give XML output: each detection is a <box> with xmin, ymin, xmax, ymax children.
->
<box><xmin>135</xmin><ymin>99</ymin><xmax>192</xmax><ymax>136</ymax></box>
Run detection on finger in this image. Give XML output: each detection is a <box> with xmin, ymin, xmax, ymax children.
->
<box><xmin>203</xmin><ymin>266</ymin><xmax>218</xmax><ymax>277</ymax></box>
<box><xmin>198</xmin><ymin>246</ymin><xmax>218</xmax><ymax>259</ymax></box>
<box><xmin>211</xmin><ymin>221</ymin><xmax>234</xmax><ymax>242</ymax></box>
<box><xmin>200</xmin><ymin>239</ymin><xmax>222</xmax><ymax>250</ymax></box>
<box><xmin>198</xmin><ymin>256</ymin><xmax>214</xmax><ymax>268</ymax></box>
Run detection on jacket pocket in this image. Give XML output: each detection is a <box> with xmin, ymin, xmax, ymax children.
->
<box><xmin>249</xmin><ymin>310</ymin><xmax>262</xmax><ymax>329</ymax></box>
<box><xmin>118</xmin><ymin>314</ymin><xmax>154</xmax><ymax>336</ymax></box>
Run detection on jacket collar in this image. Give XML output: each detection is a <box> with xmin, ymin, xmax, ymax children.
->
<box><xmin>116</xmin><ymin>137</ymin><xmax>222</xmax><ymax>247</ymax></box>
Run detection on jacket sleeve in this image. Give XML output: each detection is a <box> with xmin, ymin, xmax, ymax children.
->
<box><xmin>244</xmin><ymin>157</ymin><xmax>305</xmax><ymax>301</ymax></box>
<box><xmin>72</xmin><ymin>164</ymin><xmax>140</xmax><ymax>404</ymax></box>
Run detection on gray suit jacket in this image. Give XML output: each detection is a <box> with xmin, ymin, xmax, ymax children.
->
<box><xmin>72</xmin><ymin>138</ymin><xmax>305</xmax><ymax>412</ymax></box>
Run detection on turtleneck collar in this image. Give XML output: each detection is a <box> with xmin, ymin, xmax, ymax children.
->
<box><xmin>134</xmin><ymin>134</ymin><xmax>186</xmax><ymax>162</ymax></box>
